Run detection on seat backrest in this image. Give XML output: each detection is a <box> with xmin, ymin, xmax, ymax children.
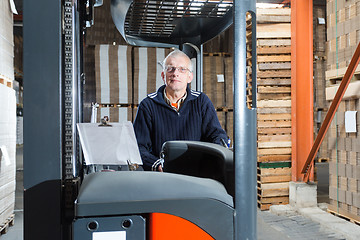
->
<box><xmin>162</xmin><ymin>141</ymin><xmax>234</xmax><ymax>196</ymax></box>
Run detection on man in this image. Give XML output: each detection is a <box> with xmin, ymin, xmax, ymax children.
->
<box><xmin>134</xmin><ymin>50</ymin><xmax>228</xmax><ymax>171</ymax></box>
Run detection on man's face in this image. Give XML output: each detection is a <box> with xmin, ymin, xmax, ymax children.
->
<box><xmin>161</xmin><ymin>55</ymin><xmax>193</xmax><ymax>93</ymax></box>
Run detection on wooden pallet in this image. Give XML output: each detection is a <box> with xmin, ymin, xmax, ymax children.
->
<box><xmin>327</xmin><ymin>208</ymin><xmax>360</xmax><ymax>226</ymax></box>
<box><xmin>257</xmin><ymin>167</ymin><xmax>291</xmax><ymax>183</ymax></box>
<box><xmin>257</xmin><ymin>182</ymin><xmax>289</xmax><ymax>198</ymax></box>
<box><xmin>0</xmin><ymin>214</ymin><xmax>15</xmax><ymax>236</ymax></box>
<box><xmin>258</xmin><ymin>196</ymin><xmax>289</xmax><ymax>211</ymax></box>
<box><xmin>0</xmin><ymin>78</ymin><xmax>13</xmax><ymax>89</ymax></box>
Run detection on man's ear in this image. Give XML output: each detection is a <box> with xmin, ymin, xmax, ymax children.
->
<box><xmin>161</xmin><ymin>71</ymin><xmax>165</xmax><ymax>83</ymax></box>
<box><xmin>187</xmin><ymin>72</ymin><xmax>194</xmax><ymax>83</ymax></box>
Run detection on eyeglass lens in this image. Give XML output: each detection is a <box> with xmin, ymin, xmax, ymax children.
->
<box><xmin>166</xmin><ymin>66</ymin><xmax>189</xmax><ymax>73</ymax></box>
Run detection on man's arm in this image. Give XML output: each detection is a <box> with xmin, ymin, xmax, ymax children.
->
<box><xmin>133</xmin><ymin>103</ymin><xmax>159</xmax><ymax>170</ymax></box>
<box><xmin>200</xmin><ymin>94</ymin><xmax>228</xmax><ymax>145</ymax></box>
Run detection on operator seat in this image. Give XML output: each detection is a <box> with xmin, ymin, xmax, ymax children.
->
<box><xmin>73</xmin><ymin>141</ymin><xmax>235</xmax><ymax>239</ymax></box>
<box><xmin>162</xmin><ymin>141</ymin><xmax>235</xmax><ymax>196</ymax></box>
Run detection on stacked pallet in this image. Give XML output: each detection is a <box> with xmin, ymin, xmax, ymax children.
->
<box><xmin>256</xmin><ymin>7</ymin><xmax>292</xmax><ymax>210</ymax></box>
<box><xmin>326</xmin><ymin>0</ymin><xmax>360</xmax><ymax>84</ymax></box>
<box><xmin>94</xmin><ymin>45</ymin><xmax>182</xmax><ymax>123</ymax></box>
<box><xmin>203</xmin><ymin>53</ymin><xmax>229</xmax><ymax>141</ymax></box>
<box><xmin>313</xmin><ymin>6</ymin><xmax>329</xmax><ymax>161</ymax></box>
<box><xmin>324</xmin><ymin>0</ymin><xmax>360</xmax><ymax>222</ymax></box>
<box><xmin>326</xmin><ymin>86</ymin><xmax>360</xmax><ymax>223</ymax></box>
<box><xmin>0</xmin><ymin>0</ymin><xmax>14</xmax><ymax>83</ymax></box>
<box><xmin>94</xmin><ymin>45</ymin><xmax>134</xmax><ymax>122</ymax></box>
<box><xmin>0</xmin><ymin>84</ymin><xmax>16</xmax><ymax>230</ymax></box>
<box><xmin>0</xmin><ymin>0</ymin><xmax>16</xmax><ymax>230</ymax></box>
<box><xmin>202</xmin><ymin>53</ymin><xmax>233</xmax><ymax>143</ymax></box>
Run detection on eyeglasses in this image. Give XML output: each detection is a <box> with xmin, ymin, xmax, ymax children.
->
<box><xmin>165</xmin><ymin>66</ymin><xmax>191</xmax><ymax>73</ymax></box>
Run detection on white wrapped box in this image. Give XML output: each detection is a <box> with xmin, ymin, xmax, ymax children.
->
<box><xmin>0</xmin><ymin>83</ymin><xmax>16</xmax><ymax>224</ymax></box>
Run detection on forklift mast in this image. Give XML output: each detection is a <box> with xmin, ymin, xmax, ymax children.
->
<box><xmin>23</xmin><ymin>0</ymin><xmax>257</xmax><ymax>239</ymax></box>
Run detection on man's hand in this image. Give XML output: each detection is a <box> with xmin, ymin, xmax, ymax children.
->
<box><xmin>158</xmin><ymin>165</ymin><xmax>163</xmax><ymax>172</ymax></box>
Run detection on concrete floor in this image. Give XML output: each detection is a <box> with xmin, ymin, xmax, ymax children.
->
<box><xmin>1</xmin><ymin>145</ymin><xmax>352</xmax><ymax>240</ymax></box>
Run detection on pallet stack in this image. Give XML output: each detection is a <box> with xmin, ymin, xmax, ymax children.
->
<box><xmin>0</xmin><ymin>0</ymin><xmax>16</xmax><ymax>229</ymax></box>
<box><xmin>94</xmin><ymin>45</ymin><xmax>181</xmax><ymax>123</ymax></box>
<box><xmin>0</xmin><ymin>83</ymin><xmax>16</xmax><ymax>231</ymax></box>
<box><xmin>325</xmin><ymin>0</ymin><xmax>360</xmax><ymax>222</ymax></box>
<box><xmin>203</xmin><ymin>53</ymin><xmax>229</xmax><ymax>141</ymax></box>
<box><xmin>94</xmin><ymin>45</ymin><xmax>134</xmax><ymax>122</ymax></box>
<box><xmin>326</xmin><ymin>0</ymin><xmax>360</xmax><ymax>84</ymax></box>
<box><xmin>203</xmin><ymin>7</ymin><xmax>292</xmax><ymax>210</ymax></box>
<box><xmin>256</xmin><ymin>7</ymin><xmax>292</xmax><ymax>210</ymax></box>
<box><xmin>313</xmin><ymin>5</ymin><xmax>329</xmax><ymax>161</ymax></box>
<box><xmin>202</xmin><ymin>53</ymin><xmax>234</xmax><ymax>143</ymax></box>
<box><xmin>325</xmin><ymin>96</ymin><xmax>360</xmax><ymax>224</ymax></box>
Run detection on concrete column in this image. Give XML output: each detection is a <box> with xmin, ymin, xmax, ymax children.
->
<box><xmin>289</xmin><ymin>182</ymin><xmax>317</xmax><ymax>208</ymax></box>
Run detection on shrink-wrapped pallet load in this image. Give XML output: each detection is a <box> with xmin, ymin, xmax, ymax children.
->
<box><xmin>0</xmin><ymin>0</ymin><xmax>16</xmax><ymax>227</ymax></box>
<box><xmin>0</xmin><ymin>84</ymin><xmax>16</xmax><ymax>227</ymax></box>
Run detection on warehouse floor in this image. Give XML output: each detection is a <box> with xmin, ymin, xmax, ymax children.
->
<box><xmin>1</xmin><ymin>146</ymin><xmax>356</xmax><ymax>240</ymax></box>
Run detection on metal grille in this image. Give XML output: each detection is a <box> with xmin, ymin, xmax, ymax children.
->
<box><xmin>125</xmin><ymin>0</ymin><xmax>233</xmax><ymax>38</ymax></box>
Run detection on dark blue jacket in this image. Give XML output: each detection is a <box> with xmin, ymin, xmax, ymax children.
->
<box><xmin>133</xmin><ymin>85</ymin><xmax>228</xmax><ymax>170</ymax></box>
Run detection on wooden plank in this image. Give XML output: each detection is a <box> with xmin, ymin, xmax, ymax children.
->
<box><xmin>258</xmin><ymin>196</ymin><xmax>289</xmax><ymax>204</ymax></box>
<box><xmin>258</xmin><ymin>182</ymin><xmax>289</xmax><ymax>189</ymax></box>
<box><xmin>257</xmin><ymin>46</ymin><xmax>291</xmax><ymax>55</ymax></box>
<box><xmin>258</xmin><ymin>141</ymin><xmax>292</xmax><ymax>149</ymax></box>
<box><xmin>325</xmin><ymin>63</ymin><xmax>360</xmax><ymax>80</ymax></box>
<box><xmin>258</xmin><ymin>154</ymin><xmax>291</xmax><ymax>162</ymax></box>
<box><xmin>258</xmin><ymin>148</ymin><xmax>292</xmax><ymax>155</ymax></box>
<box><xmin>257</xmin><ymin>15</ymin><xmax>291</xmax><ymax>23</ymax></box>
<box><xmin>257</xmin><ymin>107</ymin><xmax>291</xmax><ymax>114</ymax></box>
<box><xmin>257</xmin><ymin>8</ymin><xmax>291</xmax><ymax>16</ymax></box>
<box><xmin>258</xmin><ymin>175</ymin><xmax>292</xmax><ymax>183</ymax></box>
<box><xmin>326</xmin><ymin>81</ymin><xmax>360</xmax><ymax>101</ymax></box>
<box><xmin>257</xmin><ymin>196</ymin><xmax>289</xmax><ymax>210</ymax></box>
<box><xmin>258</xmin><ymin>134</ymin><xmax>291</xmax><ymax>142</ymax></box>
<box><xmin>257</xmin><ymin>182</ymin><xmax>289</xmax><ymax>197</ymax></box>
<box><xmin>0</xmin><ymin>212</ymin><xmax>14</xmax><ymax>236</ymax></box>
<box><xmin>257</xmin><ymin>127</ymin><xmax>292</xmax><ymax>135</ymax></box>
<box><xmin>258</xmin><ymin>167</ymin><xmax>291</xmax><ymax>176</ymax></box>
<box><xmin>257</xmin><ymin>39</ymin><xmax>291</xmax><ymax>46</ymax></box>
<box><xmin>328</xmin><ymin>204</ymin><xmax>360</xmax><ymax>224</ymax></box>
<box><xmin>258</xmin><ymin>167</ymin><xmax>292</xmax><ymax>183</ymax></box>
<box><xmin>257</xmin><ymin>70</ymin><xmax>291</xmax><ymax>78</ymax></box>
<box><xmin>258</xmin><ymin>120</ymin><xmax>291</xmax><ymax>128</ymax></box>
<box><xmin>257</xmin><ymin>202</ymin><xmax>271</xmax><ymax>210</ymax></box>
<box><xmin>257</xmin><ymin>113</ymin><xmax>291</xmax><ymax>121</ymax></box>
<box><xmin>257</xmin><ymin>55</ymin><xmax>291</xmax><ymax>63</ymax></box>
<box><xmin>257</xmin><ymin>78</ymin><xmax>291</xmax><ymax>86</ymax></box>
<box><xmin>257</xmin><ymin>23</ymin><xmax>291</xmax><ymax>38</ymax></box>
<box><xmin>258</xmin><ymin>86</ymin><xmax>291</xmax><ymax>94</ymax></box>
<box><xmin>257</xmin><ymin>100</ymin><xmax>291</xmax><ymax>108</ymax></box>
<box><xmin>258</xmin><ymin>62</ymin><xmax>291</xmax><ymax>70</ymax></box>
<box><xmin>257</xmin><ymin>93</ymin><xmax>291</xmax><ymax>101</ymax></box>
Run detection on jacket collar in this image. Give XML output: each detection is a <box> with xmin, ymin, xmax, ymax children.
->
<box><xmin>147</xmin><ymin>85</ymin><xmax>201</xmax><ymax>106</ymax></box>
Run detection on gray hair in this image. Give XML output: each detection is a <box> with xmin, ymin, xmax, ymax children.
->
<box><xmin>162</xmin><ymin>50</ymin><xmax>193</xmax><ymax>72</ymax></box>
